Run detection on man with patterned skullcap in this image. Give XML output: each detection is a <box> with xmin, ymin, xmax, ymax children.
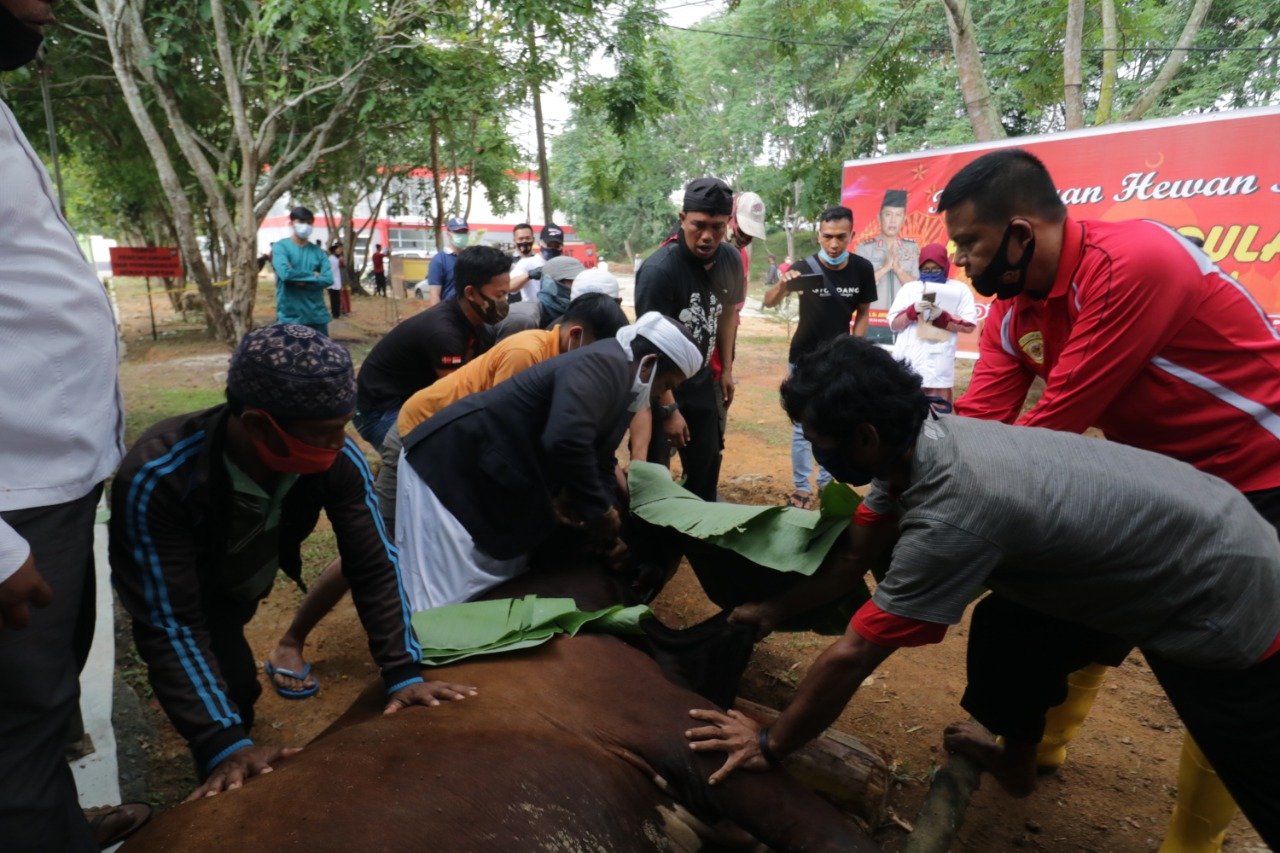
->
<box><xmin>109</xmin><ymin>324</ymin><xmax>475</xmax><ymax>803</ymax></box>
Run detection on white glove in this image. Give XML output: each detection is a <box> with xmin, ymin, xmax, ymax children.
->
<box><xmin>914</xmin><ymin>300</ymin><xmax>934</xmax><ymax>320</ymax></box>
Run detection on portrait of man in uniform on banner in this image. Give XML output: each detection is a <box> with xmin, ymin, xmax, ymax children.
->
<box><xmin>856</xmin><ymin>189</ymin><xmax>920</xmax><ymax>344</ymax></box>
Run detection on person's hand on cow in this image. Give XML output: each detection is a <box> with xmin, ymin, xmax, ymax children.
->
<box><xmin>727</xmin><ymin>601</ymin><xmax>782</xmax><ymax>640</ymax></box>
<box><xmin>929</xmin><ymin>310</ymin><xmax>976</xmax><ymax>334</ymax></box>
<box><xmin>186</xmin><ymin>744</ymin><xmax>303</xmax><ymax>802</ymax></box>
<box><xmin>685</xmin><ymin>708</ymin><xmax>769</xmax><ymax>785</ymax></box>
<box><xmin>384</xmin><ymin>679</ymin><xmax>478</xmax><ymax>715</ymax></box>
<box><xmin>583</xmin><ymin>507</ymin><xmax>622</xmax><ymax>548</ymax></box>
<box><xmin>0</xmin><ymin>552</ymin><xmax>53</xmax><ymax>630</ymax></box>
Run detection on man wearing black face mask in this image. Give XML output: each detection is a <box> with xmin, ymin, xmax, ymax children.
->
<box><xmin>354</xmin><ymin>244</ymin><xmax>507</xmax><ymax>447</ymax></box>
<box><xmin>945</xmin><ymin>149</ymin><xmax>1280</xmax><ymax>848</ymax></box>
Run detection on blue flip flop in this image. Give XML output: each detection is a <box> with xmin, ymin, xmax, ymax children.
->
<box><xmin>264</xmin><ymin>660</ymin><xmax>319</xmax><ymax>699</ymax></box>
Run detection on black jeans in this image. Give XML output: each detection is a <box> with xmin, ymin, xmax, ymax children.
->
<box><xmin>646</xmin><ymin>370</ymin><xmax>722</xmax><ymax>502</ymax></box>
<box><xmin>0</xmin><ymin>488</ymin><xmax>101</xmax><ymax>852</ymax></box>
<box><xmin>328</xmin><ymin>289</ymin><xmax>342</xmax><ymax>319</ymax></box>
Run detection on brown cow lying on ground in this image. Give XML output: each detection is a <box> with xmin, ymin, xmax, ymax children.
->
<box><xmin>125</xmin><ymin>554</ymin><xmax>877</xmax><ymax>851</ymax></box>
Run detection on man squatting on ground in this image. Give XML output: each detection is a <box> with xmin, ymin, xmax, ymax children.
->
<box><xmin>686</xmin><ymin>337</ymin><xmax>1280</xmax><ymax>848</ymax></box>
<box><xmin>265</xmin><ymin>294</ymin><xmax>629</xmax><ymax>691</ymax></box>
<box><xmin>396</xmin><ymin>313</ymin><xmax>703</xmax><ymax>611</ymax></box>
<box><xmin>941</xmin><ymin>149</ymin><xmax>1280</xmax><ymax>849</ymax></box>
<box><xmin>633</xmin><ymin>178</ymin><xmax>743</xmax><ymax>502</ymax></box>
<box><xmin>110</xmin><ymin>325</ymin><xmax>475</xmax><ymax>800</ymax></box>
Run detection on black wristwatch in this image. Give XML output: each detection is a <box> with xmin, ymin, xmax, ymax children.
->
<box><xmin>658</xmin><ymin>402</ymin><xmax>680</xmax><ymax>420</ymax></box>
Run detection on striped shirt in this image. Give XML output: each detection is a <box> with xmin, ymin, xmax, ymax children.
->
<box><xmin>864</xmin><ymin>415</ymin><xmax>1280</xmax><ymax>669</ymax></box>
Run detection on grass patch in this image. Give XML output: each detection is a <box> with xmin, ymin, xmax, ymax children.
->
<box><xmin>125</xmin><ymin>386</ymin><xmax>227</xmax><ymax>446</ymax></box>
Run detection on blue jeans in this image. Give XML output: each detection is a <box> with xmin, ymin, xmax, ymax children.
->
<box><xmin>788</xmin><ymin>363</ymin><xmax>832</xmax><ymax>493</ymax></box>
<box><xmin>353</xmin><ymin>407</ymin><xmax>399</xmax><ymax>448</ymax></box>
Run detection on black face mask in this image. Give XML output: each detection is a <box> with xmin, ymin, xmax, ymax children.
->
<box><xmin>516</xmin><ymin>241</ymin><xmax>534</xmax><ymax>255</ymax></box>
<box><xmin>470</xmin><ymin>292</ymin><xmax>509</xmax><ymax>323</ymax></box>
<box><xmin>811</xmin><ymin>443</ymin><xmax>877</xmax><ymax>487</ymax></box>
<box><xmin>0</xmin><ymin>7</ymin><xmax>44</xmax><ymax>71</ymax></box>
<box><xmin>972</xmin><ymin>222</ymin><xmax>1036</xmax><ymax>300</ymax></box>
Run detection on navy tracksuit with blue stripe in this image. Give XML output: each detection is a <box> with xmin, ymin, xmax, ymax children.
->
<box><xmin>109</xmin><ymin>405</ymin><xmax>422</xmax><ymax>776</ymax></box>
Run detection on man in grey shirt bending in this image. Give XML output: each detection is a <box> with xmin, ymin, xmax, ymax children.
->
<box><xmin>684</xmin><ymin>337</ymin><xmax>1280</xmax><ymax>848</ymax></box>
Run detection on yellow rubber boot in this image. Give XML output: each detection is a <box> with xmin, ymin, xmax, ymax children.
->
<box><xmin>1035</xmin><ymin>663</ymin><xmax>1110</xmax><ymax>769</ymax></box>
<box><xmin>1158</xmin><ymin>735</ymin><xmax>1236</xmax><ymax>853</ymax></box>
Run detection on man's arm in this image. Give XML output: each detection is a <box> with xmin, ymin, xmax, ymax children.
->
<box><xmin>717</xmin><ymin>299</ymin><xmax>739</xmax><ymax>407</ymax></box>
<box><xmin>325</xmin><ymin>440</ymin><xmax>476</xmax><ymax>709</ymax></box>
<box><xmin>543</xmin><ymin>356</ymin><xmax>630</xmax><ymax>521</ymax></box>
<box><xmin>851</xmin><ymin>303</ymin><xmax>872</xmax><ymax>337</ymax></box>
<box><xmin>108</xmin><ymin>469</ymin><xmax>255</xmax><ymax>779</ymax></box>
<box><xmin>687</xmin><ymin>626</ymin><xmax>896</xmax><ymax>784</ymax></box>
<box><xmin>0</xmin><ymin>522</ymin><xmax>52</xmax><ymax>630</ymax></box>
<box><xmin>953</xmin><ymin>301</ymin><xmax>1035</xmax><ymax>424</ymax></box>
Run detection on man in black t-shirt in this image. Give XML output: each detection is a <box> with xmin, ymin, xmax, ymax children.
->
<box><xmin>633</xmin><ymin>178</ymin><xmax>745</xmax><ymax>501</ymax></box>
<box><xmin>763</xmin><ymin>205</ymin><xmax>876</xmax><ymax>508</ymax></box>
<box><xmin>353</xmin><ymin>245</ymin><xmax>511</xmax><ymax>447</ymax></box>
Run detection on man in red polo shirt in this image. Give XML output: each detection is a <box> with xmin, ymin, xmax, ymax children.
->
<box><xmin>944</xmin><ymin>148</ymin><xmax>1280</xmax><ymax>849</ymax></box>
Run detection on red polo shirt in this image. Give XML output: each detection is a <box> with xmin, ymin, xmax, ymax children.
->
<box><xmin>955</xmin><ymin>217</ymin><xmax>1280</xmax><ymax>494</ymax></box>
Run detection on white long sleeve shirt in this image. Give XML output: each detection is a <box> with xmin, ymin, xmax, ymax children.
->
<box><xmin>0</xmin><ymin>99</ymin><xmax>124</xmax><ymax>582</ymax></box>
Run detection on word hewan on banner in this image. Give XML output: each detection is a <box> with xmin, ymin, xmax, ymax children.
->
<box><xmin>841</xmin><ymin>107</ymin><xmax>1280</xmax><ymax>354</ymax></box>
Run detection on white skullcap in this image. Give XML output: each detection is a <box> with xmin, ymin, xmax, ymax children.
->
<box><xmin>615</xmin><ymin>311</ymin><xmax>703</xmax><ymax>379</ymax></box>
<box><xmin>570</xmin><ymin>267</ymin><xmax>620</xmax><ymax>301</ymax></box>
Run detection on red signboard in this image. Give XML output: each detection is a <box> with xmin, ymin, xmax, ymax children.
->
<box><xmin>109</xmin><ymin>246</ymin><xmax>183</xmax><ymax>278</ymax></box>
<box><xmin>841</xmin><ymin>107</ymin><xmax>1280</xmax><ymax>353</ymax></box>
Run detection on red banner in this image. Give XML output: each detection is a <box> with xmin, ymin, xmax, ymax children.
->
<box><xmin>109</xmin><ymin>246</ymin><xmax>183</xmax><ymax>278</ymax></box>
<box><xmin>841</xmin><ymin>108</ymin><xmax>1280</xmax><ymax>352</ymax></box>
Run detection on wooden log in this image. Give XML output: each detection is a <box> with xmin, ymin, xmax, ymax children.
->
<box><xmin>734</xmin><ymin>698</ymin><xmax>890</xmax><ymax>830</ymax></box>
<box><xmin>901</xmin><ymin>751</ymin><xmax>983</xmax><ymax>853</ymax></box>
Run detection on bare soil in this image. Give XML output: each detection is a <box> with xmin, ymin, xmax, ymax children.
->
<box><xmin>112</xmin><ymin>280</ymin><xmax>1267</xmax><ymax>851</ymax></box>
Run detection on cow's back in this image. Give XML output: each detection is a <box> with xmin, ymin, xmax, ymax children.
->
<box><xmin>126</xmin><ymin>634</ymin><xmax>874</xmax><ymax>851</ymax></box>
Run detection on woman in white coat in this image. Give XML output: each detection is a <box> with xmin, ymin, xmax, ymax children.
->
<box><xmin>887</xmin><ymin>243</ymin><xmax>977</xmax><ymax>409</ymax></box>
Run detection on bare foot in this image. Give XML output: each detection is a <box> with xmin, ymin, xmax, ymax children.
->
<box><xmin>266</xmin><ymin>641</ymin><xmax>316</xmax><ymax>693</ymax></box>
<box><xmin>943</xmin><ymin>720</ymin><xmax>1037</xmax><ymax>797</ymax></box>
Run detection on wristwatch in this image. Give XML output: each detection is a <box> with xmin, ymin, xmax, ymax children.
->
<box><xmin>658</xmin><ymin>402</ymin><xmax>680</xmax><ymax>420</ymax></box>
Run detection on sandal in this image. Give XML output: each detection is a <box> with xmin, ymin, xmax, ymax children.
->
<box><xmin>787</xmin><ymin>491</ymin><xmax>814</xmax><ymax>510</ymax></box>
<box><xmin>85</xmin><ymin>802</ymin><xmax>152</xmax><ymax>848</ymax></box>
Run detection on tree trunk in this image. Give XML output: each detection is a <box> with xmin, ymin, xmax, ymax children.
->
<box><xmin>1095</xmin><ymin>0</ymin><xmax>1118</xmax><ymax>124</ymax></box>
<box><xmin>429</xmin><ymin>118</ymin><xmax>446</xmax><ymax>252</ymax></box>
<box><xmin>902</xmin><ymin>753</ymin><xmax>983</xmax><ymax>853</ymax></box>
<box><xmin>94</xmin><ymin>0</ymin><xmax>234</xmax><ymax>341</ymax></box>
<box><xmin>1063</xmin><ymin>0</ymin><xmax>1086</xmax><ymax>129</ymax></box>
<box><xmin>526</xmin><ymin>25</ymin><xmax>554</xmax><ymax>223</ymax></box>
<box><xmin>784</xmin><ymin>205</ymin><xmax>797</xmax><ymax>259</ymax></box>
<box><xmin>941</xmin><ymin>0</ymin><xmax>1005</xmax><ymax>141</ymax></box>
<box><xmin>1124</xmin><ymin>0</ymin><xmax>1215</xmax><ymax>121</ymax></box>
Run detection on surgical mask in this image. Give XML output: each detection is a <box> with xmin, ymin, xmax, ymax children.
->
<box><xmin>451</xmin><ymin>233</ymin><xmax>470</xmax><ymax>249</ymax></box>
<box><xmin>249</xmin><ymin>411</ymin><xmax>340</xmax><ymax>475</ymax></box>
<box><xmin>627</xmin><ymin>355</ymin><xmax>658</xmax><ymax>413</ymax></box>
<box><xmin>292</xmin><ymin>222</ymin><xmax>314</xmax><ymax>240</ymax></box>
<box><xmin>972</xmin><ymin>223</ymin><xmax>1035</xmax><ymax>300</ymax></box>
<box><xmin>541</xmin><ymin>246</ymin><xmax>562</xmax><ymax>260</ymax></box>
<box><xmin>920</xmin><ymin>268</ymin><xmax>947</xmax><ymax>284</ymax></box>
<box><xmin>811</xmin><ymin>442</ymin><xmax>876</xmax><ymax>487</ymax></box>
<box><xmin>470</xmin><ymin>292</ymin><xmax>508</xmax><ymax>323</ymax></box>
<box><xmin>820</xmin><ymin>249</ymin><xmax>850</xmax><ymax>267</ymax></box>
<box><xmin>0</xmin><ymin>6</ymin><xmax>42</xmax><ymax>71</ymax></box>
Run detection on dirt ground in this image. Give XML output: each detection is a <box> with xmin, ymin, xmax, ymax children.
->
<box><xmin>111</xmin><ymin>278</ymin><xmax>1267</xmax><ymax>851</ymax></box>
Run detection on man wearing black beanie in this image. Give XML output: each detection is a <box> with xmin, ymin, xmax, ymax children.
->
<box><xmin>632</xmin><ymin>178</ymin><xmax>744</xmax><ymax>500</ymax></box>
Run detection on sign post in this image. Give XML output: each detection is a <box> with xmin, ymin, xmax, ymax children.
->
<box><xmin>109</xmin><ymin>247</ymin><xmax>183</xmax><ymax>341</ymax></box>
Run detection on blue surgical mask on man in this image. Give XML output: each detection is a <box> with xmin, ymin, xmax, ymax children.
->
<box><xmin>451</xmin><ymin>232</ymin><xmax>470</xmax><ymax>249</ymax></box>
<box><xmin>293</xmin><ymin>222</ymin><xmax>314</xmax><ymax>240</ymax></box>
<box><xmin>821</xmin><ymin>250</ymin><xmax>850</xmax><ymax>267</ymax></box>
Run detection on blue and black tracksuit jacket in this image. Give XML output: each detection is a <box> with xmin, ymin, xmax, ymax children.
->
<box><xmin>109</xmin><ymin>405</ymin><xmax>423</xmax><ymax>776</ymax></box>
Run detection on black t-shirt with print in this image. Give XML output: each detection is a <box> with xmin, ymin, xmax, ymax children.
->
<box><xmin>356</xmin><ymin>299</ymin><xmax>493</xmax><ymax>412</ymax></box>
<box><xmin>634</xmin><ymin>239</ymin><xmax>744</xmax><ymax>379</ymax></box>
<box><xmin>788</xmin><ymin>253</ymin><xmax>877</xmax><ymax>363</ymax></box>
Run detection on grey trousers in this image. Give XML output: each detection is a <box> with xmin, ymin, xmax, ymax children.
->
<box><xmin>0</xmin><ymin>487</ymin><xmax>101</xmax><ymax>852</ymax></box>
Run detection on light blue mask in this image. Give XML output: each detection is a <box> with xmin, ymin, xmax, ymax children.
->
<box><xmin>820</xmin><ymin>249</ymin><xmax>849</xmax><ymax>267</ymax></box>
